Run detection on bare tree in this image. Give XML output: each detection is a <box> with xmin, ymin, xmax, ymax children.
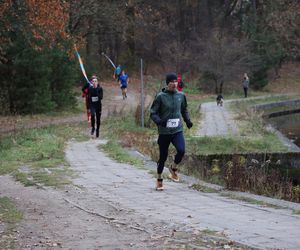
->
<box><xmin>197</xmin><ymin>31</ymin><xmax>260</xmax><ymax>94</ymax></box>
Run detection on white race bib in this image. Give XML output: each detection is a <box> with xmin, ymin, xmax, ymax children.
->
<box><xmin>92</xmin><ymin>96</ymin><xmax>99</xmax><ymax>102</ymax></box>
<box><xmin>166</xmin><ymin>118</ymin><xmax>180</xmax><ymax>128</ymax></box>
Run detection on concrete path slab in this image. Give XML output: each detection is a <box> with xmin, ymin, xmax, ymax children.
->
<box><xmin>66</xmin><ymin>139</ymin><xmax>300</xmax><ymax>249</ymax></box>
<box><xmin>197</xmin><ymin>101</ymin><xmax>239</xmax><ymax>136</ymax></box>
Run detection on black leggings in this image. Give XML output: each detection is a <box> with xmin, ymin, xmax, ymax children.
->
<box><xmin>157</xmin><ymin>131</ymin><xmax>185</xmax><ymax>174</ymax></box>
<box><xmin>243</xmin><ymin>87</ymin><xmax>248</xmax><ymax>98</ymax></box>
<box><xmin>91</xmin><ymin>107</ymin><xmax>101</xmax><ymax>130</ymax></box>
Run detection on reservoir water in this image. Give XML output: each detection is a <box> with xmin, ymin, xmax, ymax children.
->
<box><xmin>269</xmin><ymin>113</ymin><xmax>300</xmax><ymax>147</ymax></box>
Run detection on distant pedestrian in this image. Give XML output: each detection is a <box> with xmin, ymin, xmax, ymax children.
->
<box><xmin>119</xmin><ymin>70</ymin><xmax>129</xmax><ymax>100</ymax></box>
<box><xmin>150</xmin><ymin>72</ymin><xmax>193</xmax><ymax>191</ymax></box>
<box><xmin>242</xmin><ymin>73</ymin><xmax>250</xmax><ymax>98</ymax></box>
<box><xmin>88</xmin><ymin>76</ymin><xmax>103</xmax><ymax>138</ymax></box>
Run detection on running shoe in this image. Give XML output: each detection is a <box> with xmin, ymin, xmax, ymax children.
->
<box><xmin>168</xmin><ymin>166</ymin><xmax>179</xmax><ymax>182</ymax></box>
<box><xmin>156</xmin><ymin>179</ymin><xmax>164</xmax><ymax>191</ymax></box>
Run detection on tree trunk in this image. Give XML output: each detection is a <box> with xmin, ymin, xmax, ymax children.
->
<box><xmin>203</xmin><ymin>0</ymin><xmax>213</xmax><ymax>31</ymax></box>
<box><xmin>219</xmin><ymin>80</ymin><xmax>224</xmax><ymax>94</ymax></box>
<box><xmin>126</xmin><ymin>0</ymin><xmax>135</xmax><ymax>59</ymax></box>
<box><xmin>252</xmin><ymin>0</ymin><xmax>257</xmax><ymax>33</ymax></box>
<box><xmin>215</xmin><ymin>79</ymin><xmax>218</xmax><ymax>94</ymax></box>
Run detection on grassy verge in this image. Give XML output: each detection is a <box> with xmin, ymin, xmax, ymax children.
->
<box><xmin>189</xmin><ymin>183</ymin><xmax>219</xmax><ymax>193</ymax></box>
<box><xmin>0</xmin><ymin>197</ymin><xmax>22</xmax><ymax>223</ymax></box>
<box><xmin>189</xmin><ymin>94</ymin><xmax>290</xmax><ymax>153</ymax></box>
<box><xmin>261</xmin><ymin>104</ymin><xmax>300</xmax><ymax>114</ymax></box>
<box><xmin>0</xmin><ymin>102</ymin><xmax>85</xmax><ymax>124</ymax></box>
<box><xmin>0</xmin><ymin>197</ymin><xmax>23</xmax><ymax>249</ymax></box>
<box><xmin>231</xmin><ymin>94</ymin><xmax>300</xmax><ymax>110</ymax></box>
<box><xmin>293</xmin><ymin>209</ymin><xmax>300</xmax><ymax>215</ymax></box>
<box><xmin>220</xmin><ymin>193</ymin><xmax>284</xmax><ymax>209</ymax></box>
<box><xmin>0</xmin><ymin>87</ymin><xmax>86</xmax><ymax>134</ymax></box>
<box><xmin>230</xmin><ymin>94</ymin><xmax>300</xmax><ymax>128</ymax></box>
<box><xmin>187</xmin><ymin>134</ymin><xmax>287</xmax><ymax>154</ymax></box>
<box><xmin>101</xmin><ymin>96</ymin><xmax>289</xmax><ymax>158</ymax></box>
<box><xmin>227</xmin><ymin>95</ymin><xmax>300</xmax><ymax>148</ymax></box>
<box><xmin>100</xmin><ymin>111</ymin><xmax>155</xmax><ymax>168</ymax></box>
<box><xmin>0</xmin><ymin>123</ymin><xmax>88</xmax><ymax>187</ymax></box>
<box><xmin>98</xmin><ymin>141</ymin><xmax>144</xmax><ymax>168</ymax></box>
<box><xmin>177</xmin><ymin>98</ymin><xmax>286</xmax><ymax>153</ymax></box>
<box><xmin>100</xmin><ymin>98</ymin><xmax>299</xmax><ymax>202</ymax></box>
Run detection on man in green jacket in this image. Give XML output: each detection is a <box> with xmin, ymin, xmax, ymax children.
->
<box><xmin>150</xmin><ymin>72</ymin><xmax>193</xmax><ymax>191</ymax></box>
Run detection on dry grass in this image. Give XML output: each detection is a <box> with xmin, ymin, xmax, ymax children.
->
<box><xmin>264</xmin><ymin>62</ymin><xmax>300</xmax><ymax>94</ymax></box>
<box><xmin>224</xmin><ymin>155</ymin><xmax>300</xmax><ymax>203</ymax></box>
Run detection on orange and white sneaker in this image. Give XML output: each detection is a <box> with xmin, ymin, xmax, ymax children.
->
<box><xmin>169</xmin><ymin>166</ymin><xmax>179</xmax><ymax>182</ymax></box>
<box><xmin>156</xmin><ymin>179</ymin><xmax>164</xmax><ymax>191</ymax></box>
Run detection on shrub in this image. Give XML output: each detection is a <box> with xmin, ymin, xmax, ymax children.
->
<box><xmin>224</xmin><ymin>156</ymin><xmax>299</xmax><ymax>202</ymax></box>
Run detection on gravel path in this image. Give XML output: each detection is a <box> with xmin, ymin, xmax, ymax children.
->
<box><xmin>197</xmin><ymin>101</ymin><xmax>239</xmax><ymax>136</ymax></box>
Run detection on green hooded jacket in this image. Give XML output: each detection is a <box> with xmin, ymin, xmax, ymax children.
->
<box><xmin>150</xmin><ymin>88</ymin><xmax>191</xmax><ymax>135</ymax></box>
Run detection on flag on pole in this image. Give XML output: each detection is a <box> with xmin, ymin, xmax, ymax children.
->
<box><xmin>102</xmin><ymin>52</ymin><xmax>116</xmax><ymax>69</ymax></box>
<box><xmin>74</xmin><ymin>46</ymin><xmax>91</xmax><ymax>84</ymax></box>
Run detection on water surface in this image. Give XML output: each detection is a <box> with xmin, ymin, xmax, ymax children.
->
<box><xmin>269</xmin><ymin>113</ymin><xmax>300</xmax><ymax>147</ymax></box>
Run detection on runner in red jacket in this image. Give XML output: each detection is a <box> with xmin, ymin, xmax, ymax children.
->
<box><xmin>177</xmin><ymin>73</ymin><xmax>184</xmax><ymax>92</ymax></box>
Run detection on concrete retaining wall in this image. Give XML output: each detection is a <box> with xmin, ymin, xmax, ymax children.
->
<box><xmin>254</xmin><ymin>99</ymin><xmax>300</xmax><ymax>110</ymax></box>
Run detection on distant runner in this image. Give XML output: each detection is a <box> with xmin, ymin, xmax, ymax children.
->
<box><xmin>87</xmin><ymin>76</ymin><xmax>103</xmax><ymax>138</ymax></box>
<box><xmin>113</xmin><ymin>65</ymin><xmax>122</xmax><ymax>81</ymax></box>
<box><xmin>119</xmin><ymin>70</ymin><xmax>129</xmax><ymax>100</ymax></box>
<box><xmin>177</xmin><ymin>73</ymin><xmax>185</xmax><ymax>92</ymax></box>
<box><xmin>82</xmin><ymin>80</ymin><xmax>92</xmax><ymax>123</ymax></box>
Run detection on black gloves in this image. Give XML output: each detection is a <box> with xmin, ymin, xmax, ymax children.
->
<box><xmin>157</xmin><ymin>119</ymin><xmax>167</xmax><ymax>127</ymax></box>
<box><xmin>186</xmin><ymin>120</ymin><xmax>193</xmax><ymax>129</ymax></box>
<box><xmin>151</xmin><ymin>113</ymin><xmax>167</xmax><ymax>127</ymax></box>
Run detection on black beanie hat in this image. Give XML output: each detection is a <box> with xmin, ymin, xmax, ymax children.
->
<box><xmin>166</xmin><ymin>72</ymin><xmax>177</xmax><ymax>84</ymax></box>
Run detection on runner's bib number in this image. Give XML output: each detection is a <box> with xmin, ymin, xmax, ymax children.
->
<box><xmin>92</xmin><ymin>96</ymin><xmax>99</xmax><ymax>102</ymax></box>
<box><xmin>166</xmin><ymin>118</ymin><xmax>180</xmax><ymax>128</ymax></box>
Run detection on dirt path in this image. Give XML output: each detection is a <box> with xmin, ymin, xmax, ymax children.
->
<box><xmin>0</xmin><ymin>175</ymin><xmax>165</xmax><ymax>249</ymax></box>
<box><xmin>1</xmin><ymin>138</ymin><xmax>300</xmax><ymax>249</ymax></box>
<box><xmin>0</xmin><ymin>81</ymin><xmax>158</xmax><ymax>250</ymax></box>
<box><xmin>1</xmin><ymin>87</ymin><xmax>300</xmax><ymax>249</ymax></box>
